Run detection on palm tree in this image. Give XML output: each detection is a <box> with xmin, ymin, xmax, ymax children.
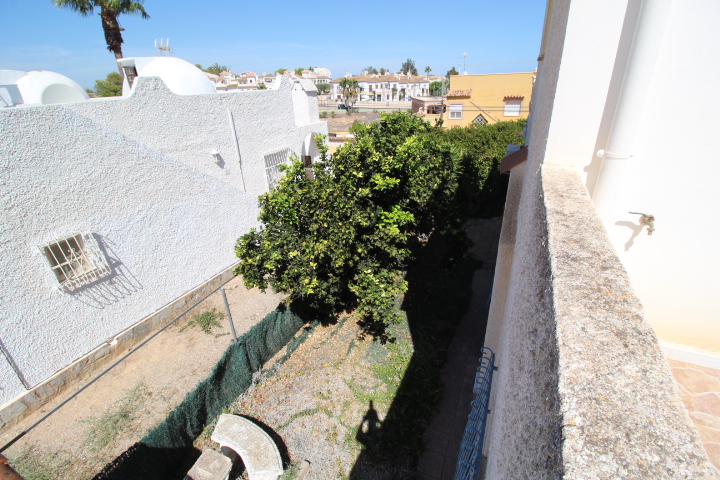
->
<box><xmin>425</xmin><ymin>66</ymin><xmax>432</xmax><ymax>80</ymax></box>
<box><xmin>339</xmin><ymin>78</ymin><xmax>360</xmax><ymax>111</ymax></box>
<box><xmin>53</xmin><ymin>0</ymin><xmax>149</xmax><ymax>70</ymax></box>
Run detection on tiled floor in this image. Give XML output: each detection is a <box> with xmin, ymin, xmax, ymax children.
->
<box><xmin>416</xmin><ymin>217</ymin><xmax>503</xmax><ymax>480</ymax></box>
<box><xmin>668</xmin><ymin>359</ymin><xmax>720</xmax><ymax>474</ymax></box>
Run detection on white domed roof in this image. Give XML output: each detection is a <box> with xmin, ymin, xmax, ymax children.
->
<box><xmin>0</xmin><ymin>69</ymin><xmax>88</xmax><ymax>106</ymax></box>
<box><xmin>122</xmin><ymin>57</ymin><xmax>216</xmax><ymax>96</ymax></box>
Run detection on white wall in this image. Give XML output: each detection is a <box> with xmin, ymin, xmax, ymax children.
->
<box><xmin>0</xmin><ymin>75</ymin><xmax>327</xmax><ymax>405</ymax></box>
<box><xmin>527</xmin><ymin>0</ymin><xmax>720</xmax><ymax>356</ymax></box>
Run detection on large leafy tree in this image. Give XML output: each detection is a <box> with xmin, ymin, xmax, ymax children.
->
<box><xmin>92</xmin><ymin>71</ymin><xmax>123</xmax><ymax>96</ymax></box>
<box><xmin>339</xmin><ymin>77</ymin><xmax>360</xmax><ymax>110</ymax></box>
<box><xmin>401</xmin><ymin>58</ymin><xmax>418</xmax><ymax>76</ymax></box>
<box><xmin>235</xmin><ymin>113</ymin><xmax>463</xmax><ymax>325</ymax></box>
<box><xmin>53</xmin><ymin>0</ymin><xmax>149</xmax><ymax>70</ymax></box>
<box><xmin>446</xmin><ymin>66</ymin><xmax>459</xmax><ymax>78</ymax></box>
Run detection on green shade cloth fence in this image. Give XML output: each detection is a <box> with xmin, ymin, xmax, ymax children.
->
<box><xmin>93</xmin><ymin>303</ymin><xmax>312</xmax><ymax>480</ymax></box>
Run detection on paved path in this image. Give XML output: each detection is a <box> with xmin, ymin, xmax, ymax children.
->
<box><xmin>417</xmin><ymin>217</ymin><xmax>503</xmax><ymax>480</ymax></box>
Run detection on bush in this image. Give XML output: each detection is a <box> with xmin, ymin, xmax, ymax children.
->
<box><xmin>235</xmin><ymin>113</ymin><xmax>462</xmax><ymax>325</ymax></box>
<box><xmin>235</xmin><ymin>113</ymin><xmax>525</xmax><ymax>326</ymax></box>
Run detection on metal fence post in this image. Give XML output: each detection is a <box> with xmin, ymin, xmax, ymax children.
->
<box><xmin>221</xmin><ymin>288</ymin><xmax>238</xmax><ymax>342</ymax></box>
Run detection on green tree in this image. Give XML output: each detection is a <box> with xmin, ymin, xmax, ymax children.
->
<box><xmin>316</xmin><ymin>83</ymin><xmax>330</xmax><ymax>93</ymax></box>
<box><xmin>339</xmin><ymin>77</ymin><xmax>360</xmax><ymax>111</ymax></box>
<box><xmin>235</xmin><ymin>113</ymin><xmax>461</xmax><ymax>325</ymax></box>
<box><xmin>295</xmin><ymin>67</ymin><xmax>304</xmax><ymax>76</ymax></box>
<box><xmin>93</xmin><ymin>71</ymin><xmax>123</xmax><ymax>96</ymax></box>
<box><xmin>380</xmin><ymin>68</ymin><xmax>388</xmax><ymax>75</ymax></box>
<box><xmin>258</xmin><ymin>84</ymin><xmax>267</xmax><ymax>89</ymax></box>
<box><xmin>205</xmin><ymin>63</ymin><xmax>230</xmax><ymax>74</ymax></box>
<box><xmin>430</xmin><ymin>80</ymin><xmax>448</xmax><ymax>96</ymax></box>
<box><xmin>276</xmin><ymin>68</ymin><xmax>288</xmax><ymax>74</ymax></box>
<box><xmin>365</xmin><ymin>66</ymin><xmax>379</xmax><ymax>74</ymax></box>
<box><xmin>425</xmin><ymin>66</ymin><xmax>431</xmax><ymax>78</ymax></box>
<box><xmin>446</xmin><ymin>66</ymin><xmax>459</xmax><ymax>78</ymax></box>
<box><xmin>234</xmin><ymin>114</ymin><xmax>526</xmax><ymax>327</ymax></box>
<box><xmin>401</xmin><ymin>59</ymin><xmax>418</xmax><ymax>76</ymax></box>
<box><xmin>53</xmin><ymin>0</ymin><xmax>149</xmax><ymax>72</ymax></box>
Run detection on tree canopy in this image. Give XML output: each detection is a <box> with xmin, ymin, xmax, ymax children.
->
<box><xmin>201</xmin><ymin>63</ymin><xmax>231</xmax><ymax>74</ymax></box>
<box><xmin>92</xmin><ymin>71</ymin><xmax>123</xmax><ymax>96</ymax></box>
<box><xmin>446</xmin><ymin>67</ymin><xmax>459</xmax><ymax>78</ymax></box>
<box><xmin>339</xmin><ymin>78</ymin><xmax>360</xmax><ymax>110</ymax></box>
<box><xmin>53</xmin><ymin>0</ymin><xmax>149</xmax><ymax>69</ymax></box>
<box><xmin>234</xmin><ymin>113</ymin><xmax>526</xmax><ymax>327</ymax></box>
<box><xmin>365</xmin><ymin>66</ymin><xmax>379</xmax><ymax>74</ymax></box>
<box><xmin>401</xmin><ymin>59</ymin><xmax>418</xmax><ymax>76</ymax></box>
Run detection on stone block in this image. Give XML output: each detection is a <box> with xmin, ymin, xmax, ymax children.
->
<box><xmin>22</xmin><ymin>392</ymin><xmax>42</xmax><ymax>409</ymax></box>
<box><xmin>90</xmin><ymin>345</ymin><xmax>111</xmax><ymax>362</ymax></box>
<box><xmin>50</xmin><ymin>372</ymin><xmax>67</xmax><ymax>389</ymax></box>
<box><xmin>35</xmin><ymin>383</ymin><xmax>55</xmax><ymax>402</ymax></box>
<box><xmin>184</xmin><ymin>449</ymin><xmax>232</xmax><ymax>480</ymax></box>
<box><xmin>132</xmin><ymin>322</ymin><xmax>151</xmax><ymax>338</ymax></box>
<box><xmin>0</xmin><ymin>402</ymin><xmax>27</xmax><ymax>423</ymax></box>
<box><xmin>70</xmin><ymin>359</ymin><xmax>88</xmax><ymax>377</ymax></box>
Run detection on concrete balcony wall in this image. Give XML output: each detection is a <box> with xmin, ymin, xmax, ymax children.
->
<box><xmin>483</xmin><ymin>165</ymin><xmax>714</xmax><ymax>478</ymax></box>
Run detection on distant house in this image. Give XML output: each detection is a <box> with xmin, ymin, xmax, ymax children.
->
<box><xmin>442</xmin><ymin>72</ymin><xmax>535</xmax><ymax>128</ymax></box>
<box><xmin>0</xmin><ymin>56</ymin><xmax>327</xmax><ymax>427</ymax></box>
<box><xmin>330</xmin><ymin>73</ymin><xmax>444</xmax><ymax>102</ymax></box>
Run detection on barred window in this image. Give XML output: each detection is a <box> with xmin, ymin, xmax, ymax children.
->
<box><xmin>39</xmin><ymin>231</ymin><xmax>111</xmax><ymax>291</ymax></box>
<box><xmin>264</xmin><ymin>148</ymin><xmax>291</xmax><ymax>189</ymax></box>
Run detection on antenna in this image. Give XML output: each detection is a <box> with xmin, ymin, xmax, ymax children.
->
<box><xmin>154</xmin><ymin>38</ymin><xmax>174</xmax><ymax>57</ymax></box>
<box><xmin>462</xmin><ymin>52</ymin><xmax>467</xmax><ymax>75</ymax></box>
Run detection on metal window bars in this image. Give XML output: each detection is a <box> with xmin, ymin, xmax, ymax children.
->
<box><xmin>454</xmin><ymin>347</ymin><xmax>497</xmax><ymax>480</ymax></box>
<box><xmin>39</xmin><ymin>231</ymin><xmax>111</xmax><ymax>291</ymax></box>
<box><xmin>263</xmin><ymin>147</ymin><xmax>291</xmax><ymax>190</ymax></box>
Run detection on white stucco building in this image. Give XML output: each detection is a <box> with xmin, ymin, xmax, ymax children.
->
<box><xmin>478</xmin><ymin>0</ymin><xmax>719</xmax><ymax>477</ymax></box>
<box><xmin>0</xmin><ymin>57</ymin><xmax>327</xmax><ymax>425</ymax></box>
<box><xmin>331</xmin><ymin>73</ymin><xmax>443</xmax><ymax>102</ymax></box>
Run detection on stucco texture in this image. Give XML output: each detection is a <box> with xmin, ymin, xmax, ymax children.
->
<box><xmin>0</xmin><ymin>75</ymin><xmax>326</xmax><ymax>405</ymax></box>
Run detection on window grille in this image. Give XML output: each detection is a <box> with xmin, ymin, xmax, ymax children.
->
<box><xmin>264</xmin><ymin>148</ymin><xmax>291</xmax><ymax>189</ymax></box>
<box><xmin>472</xmin><ymin>114</ymin><xmax>488</xmax><ymax>125</ymax></box>
<box><xmin>39</xmin><ymin>231</ymin><xmax>111</xmax><ymax>291</ymax></box>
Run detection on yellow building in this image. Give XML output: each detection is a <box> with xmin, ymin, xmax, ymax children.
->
<box><xmin>443</xmin><ymin>72</ymin><xmax>535</xmax><ymax>128</ymax></box>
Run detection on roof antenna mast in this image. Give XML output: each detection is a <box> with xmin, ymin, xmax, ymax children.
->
<box><xmin>155</xmin><ymin>38</ymin><xmax>174</xmax><ymax>57</ymax></box>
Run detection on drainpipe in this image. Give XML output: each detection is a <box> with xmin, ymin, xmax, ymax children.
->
<box><xmin>592</xmin><ymin>0</ymin><xmax>672</xmax><ymax>224</ymax></box>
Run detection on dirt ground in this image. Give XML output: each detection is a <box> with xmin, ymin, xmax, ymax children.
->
<box><xmin>1</xmin><ymin>276</ymin><xmax>286</xmax><ymax>480</ymax></box>
<box><xmin>326</xmin><ymin>112</ymin><xmax>382</xmax><ymax>133</ymax></box>
<box><xmin>195</xmin><ymin>315</ymin><xmax>415</xmax><ymax>480</ymax></box>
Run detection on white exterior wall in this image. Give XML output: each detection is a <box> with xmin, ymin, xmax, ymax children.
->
<box><xmin>516</xmin><ymin>0</ymin><xmax>720</xmax><ymax>357</ymax></box>
<box><xmin>0</xmin><ymin>75</ymin><xmax>327</xmax><ymax>405</ymax></box>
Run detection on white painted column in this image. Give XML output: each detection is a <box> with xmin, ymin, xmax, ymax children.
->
<box><xmin>592</xmin><ymin>0</ymin><xmax>672</xmax><ymax>224</ymax></box>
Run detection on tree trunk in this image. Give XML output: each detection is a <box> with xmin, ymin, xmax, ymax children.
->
<box><xmin>100</xmin><ymin>9</ymin><xmax>124</xmax><ymax>74</ymax></box>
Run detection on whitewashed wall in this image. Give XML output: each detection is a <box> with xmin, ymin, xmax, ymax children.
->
<box><xmin>520</xmin><ymin>0</ymin><xmax>720</xmax><ymax>358</ymax></box>
<box><xmin>0</xmin><ymin>75</ymin><xmax>327</xmax><ymax>406</ymax></box>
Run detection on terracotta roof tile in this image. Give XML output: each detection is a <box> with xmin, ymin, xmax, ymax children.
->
<box><xmin>447</xmin><ymin>89</ymin><xmax>473</xmax><ymax>97</ymax></box>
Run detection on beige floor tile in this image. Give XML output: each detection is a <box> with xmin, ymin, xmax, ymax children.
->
<box><xmin>671</xmin><ymin>368</ymin><xmax>720</xmax><ymax>395</ymax></box>
<box><xmin>695</xmin><ymin>393</ymin><xmax>720</xmax><ymax>417</ymax></box>
<box><xmin>691</xmin><ymin>412</ymin><xmax>720</xmax><ymax>431</ymax></box>
<box><xmin>704</xmin><ymin>443</ymin><xmax>720</xmax><ymax>471</ymax></box>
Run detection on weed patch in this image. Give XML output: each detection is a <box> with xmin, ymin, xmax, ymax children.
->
<box><xmin>83</xmin><ymin>382</ymin><xmax>149</xmax><ymax>453</ymax></box>
<box><xmin>180</xmin><ymin>308</ymin><xmax>228</xmax><ymax>337</ymax></box>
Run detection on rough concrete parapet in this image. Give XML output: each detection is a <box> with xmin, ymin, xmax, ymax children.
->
<box><xmin>0</xmin><ymin>265</ymin><xmax>237</xmax><ymax>431</ymax></box>
<box><xmin>543</xmin><ymin>166</ymin><xmax>713</xmax><ymax>478</ymax></box>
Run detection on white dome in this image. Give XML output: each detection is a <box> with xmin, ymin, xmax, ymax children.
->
<box><xmin>0</xmin><ymin>69</ymin><xmax>88</xmax><ymax>106</ymax></box>
<box><xmin>122</xmin><ymin>57</ymin><xmax>216</xmax><ymax>96</ymax></box>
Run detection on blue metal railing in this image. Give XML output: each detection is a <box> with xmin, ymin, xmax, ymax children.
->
<box><xmin>454</xmin><ymin>347</ymin><xmax>497</xmax><ymax>480</ymax></box>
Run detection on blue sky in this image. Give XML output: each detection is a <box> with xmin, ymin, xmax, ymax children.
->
<box><xmin>1</xmin><ymin>0</ymin><xmax>547</xmax><ymax>90</ymax></box>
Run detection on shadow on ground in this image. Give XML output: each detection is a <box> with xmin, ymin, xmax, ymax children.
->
<box><xmin>349</xmin><ymin>229</ymin><xmax>484</xmax><ymax>479</ymax></box>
